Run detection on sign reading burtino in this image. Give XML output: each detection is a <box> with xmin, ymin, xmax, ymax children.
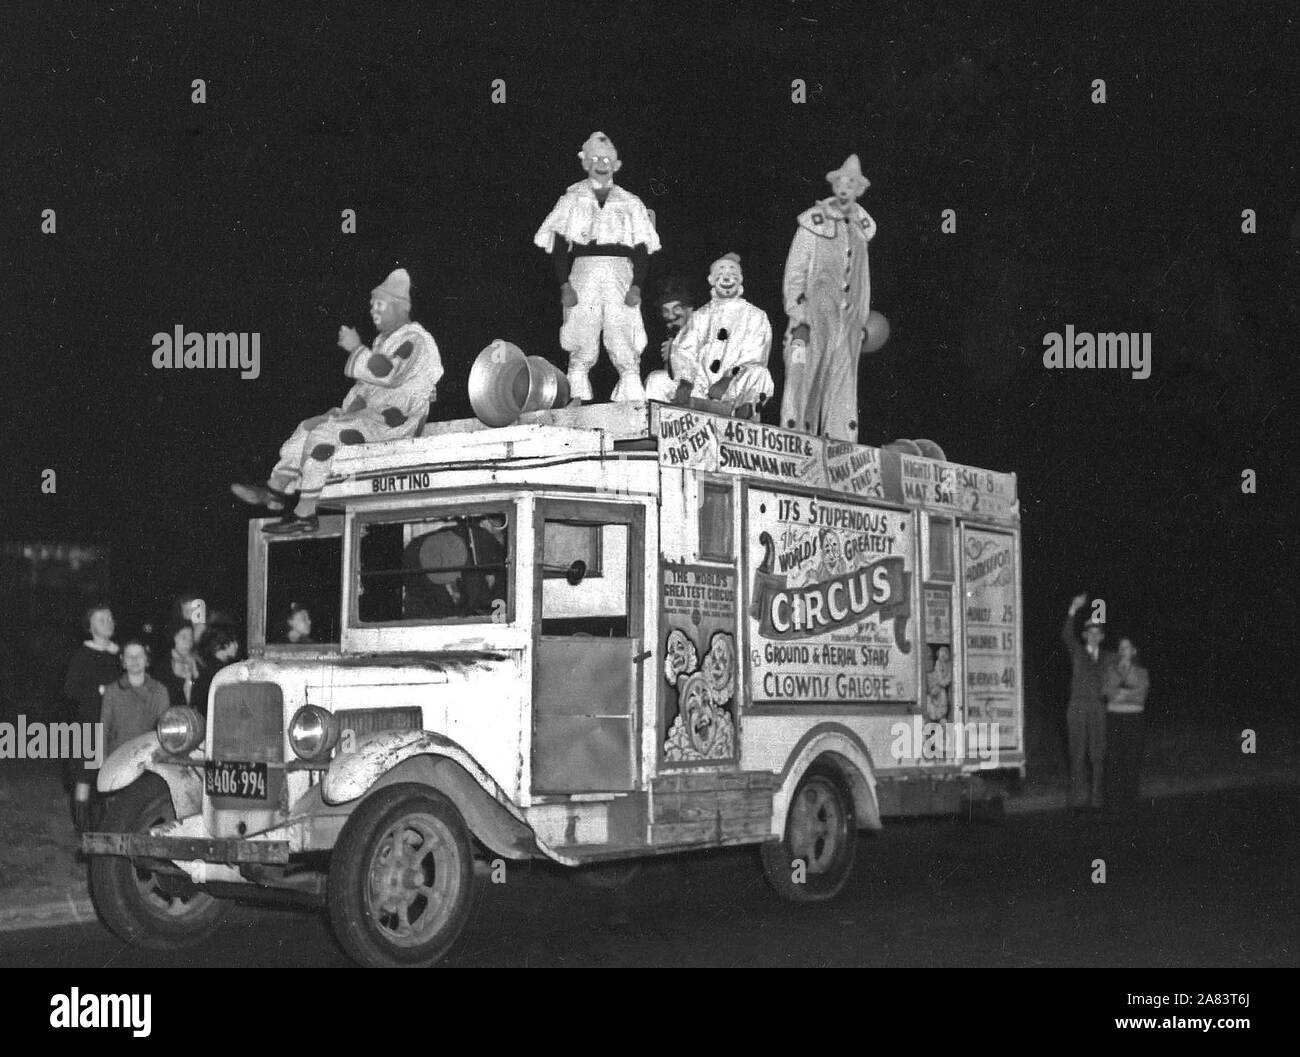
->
<box><xmin>961</xmin><ymin>527</ymin><xmax>1019</xmax><ymax>749</ymax></box>
<box><xmin>745</xmin><ymin>487</ymin><xmax>915</xmax><ymax>706</ymax></box>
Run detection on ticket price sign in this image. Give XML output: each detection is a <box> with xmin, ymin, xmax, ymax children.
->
<box><xmin>745</xmin><ymin>487</ymin><xmax>916</xmax><ymax>706</ymax></box>
<box><xmin>961</xmin><ymin>527</ymin><xmax>1019</xmax><ymax>749</ymax></box>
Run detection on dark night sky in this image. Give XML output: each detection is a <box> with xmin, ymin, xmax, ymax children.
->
<box><xmin>3</xmin><ymin>2</ymin><xmax>1297</xmax><ymax>722</ymax></box>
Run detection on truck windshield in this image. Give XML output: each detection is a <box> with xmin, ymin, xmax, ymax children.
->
<box><xmin>355</xmin><ymin>509</ymin><xmax>511</xmax><ymax>624</ymax></box>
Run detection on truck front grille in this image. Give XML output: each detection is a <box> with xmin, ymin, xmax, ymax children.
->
<box><xmin>211</xmin><ymin>683</ymin><xmax>285</xmax><ymax>763</ymax></box>
<box><xmin>335</xmin><ymin>707</ymin><xmax>422</xmax><ymax>738</ymax></box>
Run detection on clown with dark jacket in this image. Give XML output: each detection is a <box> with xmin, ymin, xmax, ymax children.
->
<box><xmin>232</xmin><ymin>268</ymin><xmax>442</xmax><ymax>534</ymax></box>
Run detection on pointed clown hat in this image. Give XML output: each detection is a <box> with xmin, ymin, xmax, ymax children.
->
<box><xmin>825</xmin><ymin>153</ymin><xmax>870</xmax><ymax>193</ymax></box>
<box><xmin>372</xmin><ymin>268</ymin><xmax>411</xmax><ymax>306</ymax></box>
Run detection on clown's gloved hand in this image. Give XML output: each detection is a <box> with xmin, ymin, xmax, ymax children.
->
<box><xmin>560</xmin><ymin>283</ymin><xmax>578</xmax><ymax>309</ymax></box>
<box><xmin>624</xmin><ymin>285</ymin><xmax>642</xmax><ymax>308</ymax></box>
<box><xmin>338</xmin><ymin>325</ymin><xmax>361</xmax><ymax>352</ymax></box>
<box><xmin>707</xmin><ymin>371</ymin><xmax>735</xmax><ymax>401</ymax></box>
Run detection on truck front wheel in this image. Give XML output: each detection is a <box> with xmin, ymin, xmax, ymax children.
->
<box><xmin>760</xmin><ymin>763</ymin><xmax>857</xmax><ymax>902</ymax></box>
<box><xmin>327</xmin><ymin>783</ymin><xmax>475</xmax><ymax>968</ymax></box>
<box><xmin>88</xmin><ymin>774</ymin><xmax>228</xmax><ymax>949</ymax></box>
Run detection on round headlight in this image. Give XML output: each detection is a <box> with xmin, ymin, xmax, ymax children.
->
<box><xmin>157</xmin><ymin>707</ymin><xmax>204</xmax><ymax>755</ymax></box>
<box><xmin>289</xmin><ymin>705</ymin><xmax>340</xmax><ymax>762</ymax></box>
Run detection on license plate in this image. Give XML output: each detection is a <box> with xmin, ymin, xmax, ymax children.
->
<box><xmin>205</xmin><ymin>760</ymin><xmax>268</xmax><ymax>800</ymax></box>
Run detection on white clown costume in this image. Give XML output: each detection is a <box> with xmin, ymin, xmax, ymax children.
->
<box><xmin>534</xmin><ymin>132</ymin><xmax>661</xmax><ymax>402</ymax></box>
<box><xmin>780</xmin><ymin>154</ymin><xmax>877</xmax><ymax>441</ymax></box>
<box><xmin>645</xmin><ymin>254</ymin><xmax>773</xmax><ymax>410</ymax></box>
<box><xmin>267</xmin><ymin>270</ymin><xmax>443</xmax><ymax>519</ymax></box>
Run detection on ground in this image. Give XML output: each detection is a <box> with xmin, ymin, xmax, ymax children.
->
<box><xmin>0</xmin><ymin>785</ymin><xmax>1294</xmax><ymax>967</ymax></box>
<box><xmin>0</xmin><ymin>714</ymin><xmax>1295</xmax><ymax>963</ymax></box>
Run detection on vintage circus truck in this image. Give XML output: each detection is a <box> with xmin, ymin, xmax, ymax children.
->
<box><xmin>83</xmin><ymin>400</ymin><xmax>1024</xmax><ymax>967</ymax></box>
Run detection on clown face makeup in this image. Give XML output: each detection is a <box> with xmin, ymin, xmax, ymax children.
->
<box><xmin>830</xmin><ymin>175</ymin><xmax>864</xmax><ymax>213</ymax></box>
<box><xmin>659</xmin><ymin>299</ymin><xmax>692</xmax><ymax>332</ymax></box>
<box><xmin>821</xmin><ymin>530</ymin><xmax>842</xmax><ymax>567</ymax></box>
<box><xmin>934</xmin><ymin>646</ymin><xmax>952</xmax><ymax>679</ymax></box>
<box><xmin>581</xmin><ymin>144</ymin><xmax>621</xmax><ymax>186</ymax></box>
<box><xmin>370</xmin><ymin>295</ymin><xmax>404</xmax><ymax>336</ymax></box>
<box><xmin>709</xmin><ymin>259</ymin><xmax>743</xmax><ymax>300</ymax></box>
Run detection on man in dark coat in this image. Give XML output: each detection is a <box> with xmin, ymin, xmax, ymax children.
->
<box><xmin>1061</xmin><ymin>592</ymin><xmax>1113</xmax><ymax>812</ymax></box>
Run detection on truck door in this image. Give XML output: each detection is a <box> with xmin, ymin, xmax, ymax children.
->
<box><xmin>531</xmin><ymin>500</ymin><xmax>646</xmax><ymax>794</ymax></box>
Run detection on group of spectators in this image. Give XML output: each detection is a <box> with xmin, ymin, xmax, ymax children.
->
<box><xmin>61</xmin><ymin>596</ymin><xmax>244</xmax><ymax>831</ymax></box>
<box><xmin>1061</xmin><ymin>592</ymin><xmax>1152</xmax><ymax>813</ymax></box>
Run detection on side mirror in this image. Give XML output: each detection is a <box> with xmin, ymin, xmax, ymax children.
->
<box><xmin>566</xmin><ymin>560</ymin><xmax>587</xmax><ymax>586</ymax></box>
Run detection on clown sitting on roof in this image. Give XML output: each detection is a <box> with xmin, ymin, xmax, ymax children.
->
<box><xmin>645</xmin><ymin>253</ymin><xmax>774</xmax><ymax>420</ymax></box>
<box><xmin>230</xmin><ymin>268</ymin><xmax>442</xmax><ymax>535</ymax></box>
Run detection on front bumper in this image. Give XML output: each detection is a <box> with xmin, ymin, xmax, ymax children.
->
<box><xmin>81</xmin><ymin>832</ymin><xmax>290</xmax><ymax>864</ymax></box>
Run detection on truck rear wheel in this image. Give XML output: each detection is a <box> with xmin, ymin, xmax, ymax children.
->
<box><xmin>761</xmin><ymin>763</ymin><xmax>857</xmax><ymax>902</ymax></box>
<box><xmin>88</xmin><ymin>774</ymin><xmax>228</xmax><ymax>949</ymax></box>
<box><xmin>327</xmin><ymin>783</ymin><xmax>475</xmax><ymax>968</ymax></box>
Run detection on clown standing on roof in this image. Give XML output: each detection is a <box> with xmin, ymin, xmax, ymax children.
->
<box><xmin>780</xmin><ymin>154</ymin><xmax>878</xmax><ymax>441</ymax></box>
<box><xmin>533</xmin><ymin>132</ymin><xmax>661</xmax><ymax>403</ymax></box>
<box><xmin>230</xmin><ymin>268</ymin><xmax>443</xmax><ymax>535</ymax></box>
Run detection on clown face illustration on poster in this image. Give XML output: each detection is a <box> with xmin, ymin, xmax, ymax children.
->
<box><xmin>746</xmin><ymin>487</ymin><xmax>915</xmax><ymax>705</ymax></box>
<box><xmin>660</xmin><ymin>563</ymin><xmax>739</xmax><ymax>766</ymax></box>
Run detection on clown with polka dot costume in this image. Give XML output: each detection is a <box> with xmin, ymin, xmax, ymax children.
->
<box><xmin>231</xmin><ymin>268</ymin><xmax>442</xmax><ymax>534</ymax></box>
<box><xmin>644</xmin><ymin>252</ymin><xmax>774</xmax><ymax>419</ymax></box>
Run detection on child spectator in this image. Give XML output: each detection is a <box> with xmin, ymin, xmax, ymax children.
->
<box><xmin>282</xmin><ymin>603</ymin><xmax>314</xmax><ymax>645</ymax></box>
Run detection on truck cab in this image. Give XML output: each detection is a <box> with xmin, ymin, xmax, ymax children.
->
<box><xmin>84</xmin><ymin>401</ymin><xmax>1024</xmax><ymax>966</ymax></box>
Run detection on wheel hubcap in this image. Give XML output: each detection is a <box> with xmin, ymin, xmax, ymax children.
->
<box><xmin>133</xmin><ymin>805</ymin><xmax>213</xmax><ymax>919</ymax></box>
<box><xmin>788</xmin><ymin>778</ymin><xmax>845</xmax><ymax>875</ymax></box>
<box><xmin>365</xmin><ymin>812</ymin><xmax>461</xmax><ymax>947</ymax></box>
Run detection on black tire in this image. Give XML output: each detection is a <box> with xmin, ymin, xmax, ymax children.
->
<box><xmin>327</xmin><ymin>783</ymin><xmax>475</xmax><ymax>968</ymax></box>
<box><xmin>760</xmin><ymin>762</ymin><xmax>857</xmax><ymax>902</ymax></box>
<box><xmin>88</xmin><ymin>774</ymin><xmax>229</xmax><ymax>949</ymax></box>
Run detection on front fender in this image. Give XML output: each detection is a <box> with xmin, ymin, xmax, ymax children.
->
<box><xmin>323</xmin><ymin>729</ymin><xmax>511</xmax><ymax>808</ymax></box>
<box><xmin>321</xmin><ymin>729</ymin><xmax>581</xmax><ymax>865</ymax></box>
<box><xmin>96</xmin><ymin>733</ymin><xmax>205</xmax><ymax>818</ymax></box>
